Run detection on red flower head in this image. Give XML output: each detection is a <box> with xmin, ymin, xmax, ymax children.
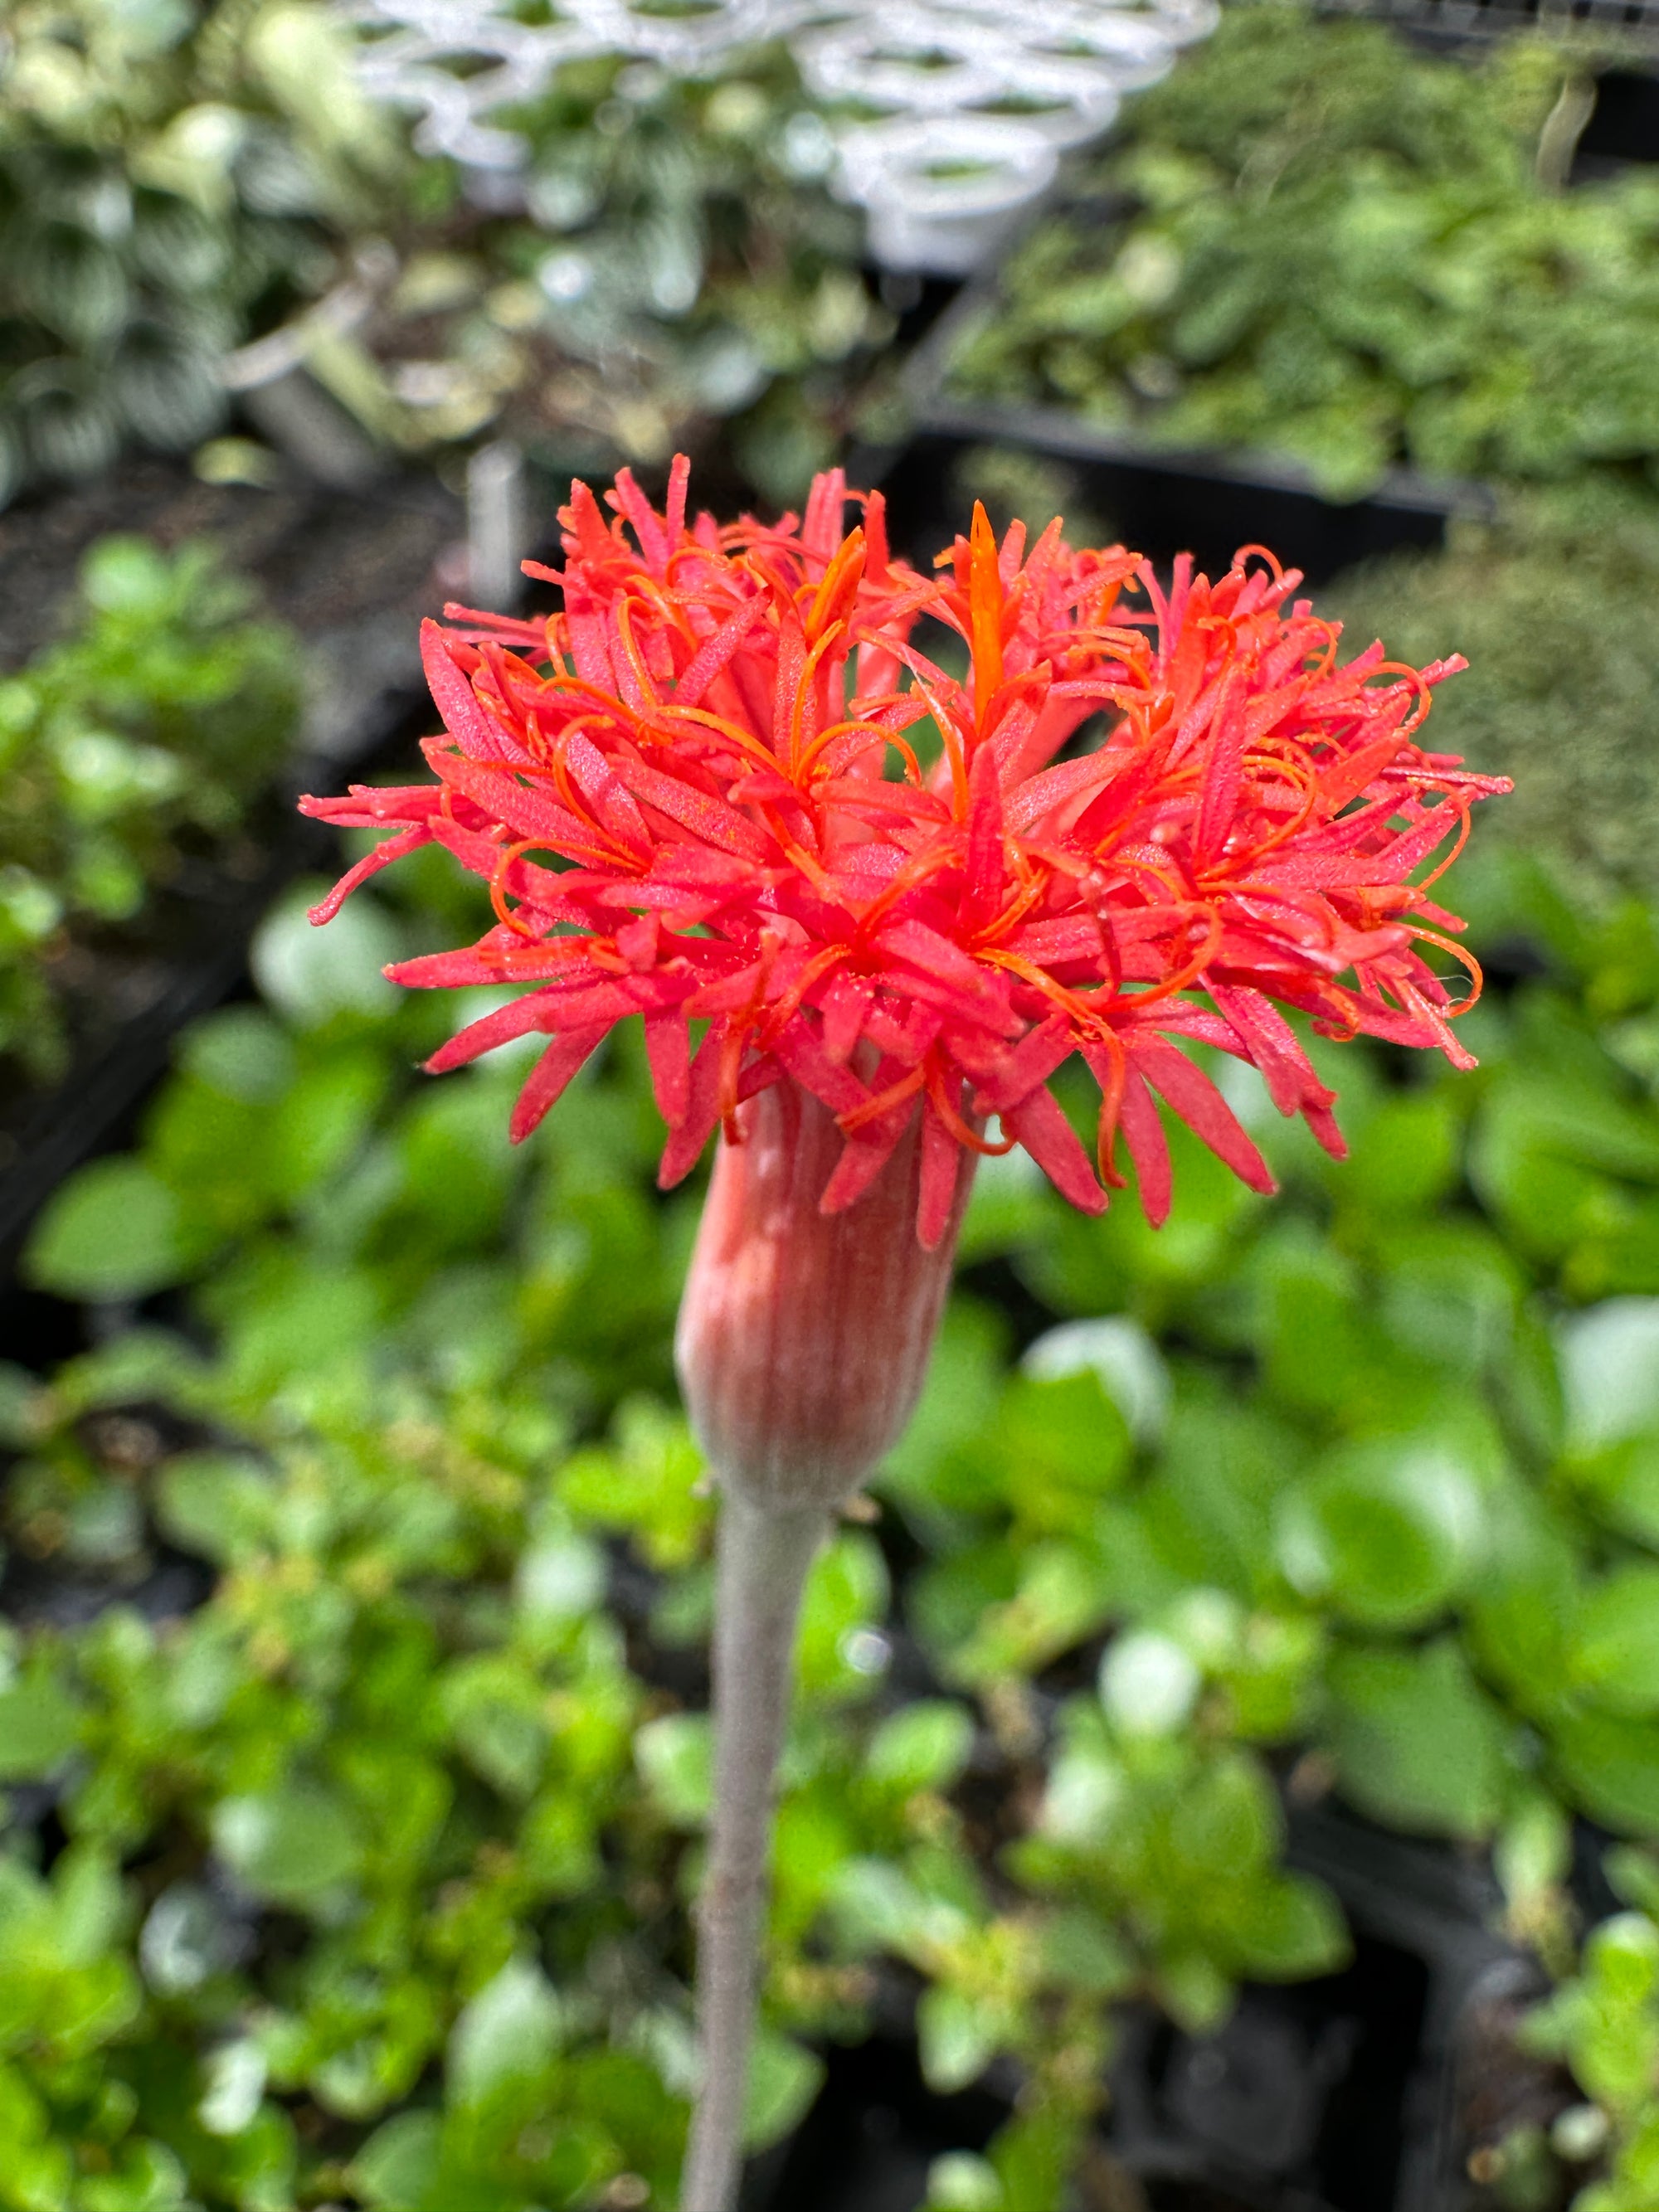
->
<box><xmin>301</xmin><ymin>459</ymin><xmax>1508</xmax><ymax>1247</ymax></box>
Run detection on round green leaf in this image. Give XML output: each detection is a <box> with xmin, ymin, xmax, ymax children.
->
<box><xmin>0</xmin><ymin>1675</ymin><xmax>84</xmax><ymax>1780</ymax></box>
<box><xmin>156</xmin><ymin>1453</ymin><xmax>275</xmax><ymax>1565</ymax></box>
<box><xmin>1340</xmin><ymin>1093</ymin><xmax>1460</xmax><ymax>1214</ymax></box>
<box><xmin>1229</xmin><ymin>1872</ymin><xmax>1350</xmax><ymax>1981</ymax></box>
<box><xmin>1573</xmin><ymin>1565</ymin><xmax>1659</xmax><ymax>1714</ymax></box>
<box><xmin>251</xmin><ymin>884</ymin><xmax>400</xmax><ymax>1027</ymax></box>
<box><xmin>348</xmin><ymin>2112</ymin><xmax>441</xmax><ymax>2211</ymax></box>
<box><xmin>178</xmin><ymin>1007</ymin><xmax>295</xmax><ymax>1103</ymax></box>
<box><xmin>1326</xmin><ymin>1638</ymin><xmax>1508</xmax><ymax>1840</ymax></box>
<box><xmin>635</xmin><ymin>1714</ymin><xmax>712</xmax><ymax>1826</ymax></box>
<box><xmin>743</xmin><ymin>2030</ymin><xmax>824</xmax><ymax>2151</ymax></box>
<box><xmin>1560</xmin><ymin>1300</ymin><xmax>1659</xmax><ymax>1450</ymax></box>
<box><xmin>917</xmin><ymin>1985</ymin><xmax>998</xmax><ymax>2093</ymax></box>
<box><xmin>1100</xmin><ymin>1630</ymin><xmax>1200</xmax><ymax>1738</ymax></box>
<box><xmin>1552</xmin><ymin>1710</ymin><xmax>1659</xmax><ymax>1835</ymax></box>
<box><xmin>1277</xmin><ymin>1441</ymin><xmax>1481</xmax><ymax>1630</ymax></box>
<box><xmin>212</xmin><ymin>1787</ymin><xmax>363</xmax><ymax>1908</ymax></box>
<box><xmin>448</xmin><ymin>1957</ymin><xmax>565</xmax><ymax>2107</ymax></box>
<box><xmin>1570</xmin><ymin>1437</ymin><xmax>1659</xmax><ymax>1551</ymax></box>
<box><xmin>796</xmin><ymin>1531</ymin><xmax>890</xmax><ymax>1700</ymax></box>
<box><xmin>25</xmin><ymin>1158</ymin><xmax>202</xmax><ymax>1300</ymax></box>
<box><xmin>927</xmin><ymin>2152</ymin><xmax>1005</xmax><ymax>2210</ymax></box>
<box><xmin>1022</xmin><ymin>1315</ymin><xmax>1169</xmax><ymax>1444</ymax></box>
<box><xmin>440</xmin><ymin>1655</ymin><xmax>547</xmax><ymax>1801</ymax></box>
<box><xmin>864</xmin><ymin>1701</ymin><xmax>975</xmax><ymax>1793</ymax></box>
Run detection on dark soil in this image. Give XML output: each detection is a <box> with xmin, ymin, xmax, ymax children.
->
<box><xmin>0</xmin><ymin>454</ymin><xmax>462</xmax><ymax>675</ymax></box>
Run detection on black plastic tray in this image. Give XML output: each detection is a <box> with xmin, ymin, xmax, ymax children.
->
<box><xmin>1325</xmin><ymin>0</ymin><xmax>1659</xmax><ymax>60</ymax></box>
<box><xmin>865</xmin><ymin>398</ymin><xmax>1490</xmax><ymax>590</ymax></box>
<box><xmin>746</xmin><ymin>1801</ymin><xmax>1535</xmax><ymax>2212</ymax></box>
<box><xmin>861</xmin><ymin>215</ymin><xmax>1491</xmax><ymax>588</ymax></box>
<box><xmin>867</xmin><ymin>12</ymin><xmax>1659</xmax><ymax>591</ymax></box>
<box><xmin>0</xmin><ymin>466</ymin><xmax>463</xmax><ymax>1277</ymax></box>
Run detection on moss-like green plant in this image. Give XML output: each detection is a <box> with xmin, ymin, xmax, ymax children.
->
<box><xmin>1323</xmin><ymin>492</ymin><xmax>1659</xmax><ymax>899</ymax></box>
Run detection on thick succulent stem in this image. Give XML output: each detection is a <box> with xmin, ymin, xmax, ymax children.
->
<box><xmin>681</xmin><ymin>1490</ymin><xmax>827</xmax><ymax>2212</ymax></box>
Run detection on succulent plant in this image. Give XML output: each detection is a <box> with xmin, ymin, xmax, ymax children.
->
<box><xmin>948</xmin><ymin>6</ymin><xmax>1659</xmax><ymax>503</ymax></box>
<box><xmin>0</xmin><ymin>0</ymin><xmax>400</xmax><ymax>502</ymax></box>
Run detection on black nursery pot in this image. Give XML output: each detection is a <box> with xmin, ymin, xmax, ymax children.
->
<box><xmin>0</xmin><ymin>460</ymin><xmax>463</xmax><ymax>1296</ymax></box>
<box><xmin>747</xmin><ymin>1802</ymin><xmax>1540</xmax><ymax>2212</ymax></box>
<box><xmin>865</xmin><ymin>401</ymin><xmax>1487</xmax><ymax>592</ymax></box>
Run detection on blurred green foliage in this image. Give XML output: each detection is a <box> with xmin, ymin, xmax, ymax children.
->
<box><xmin>7</xmin><ymin>832</ymin><xmax>1659</xmax><ymax>2207</ymax></box>
<box><xmin>0</xmin><ymin>532</ymin><xmax>300</xmax><ymax>1086</ymax></box>
<box><xmin>354</xmin><ymin>56</ymin><xmax>896</xmax><ymax>505</ymax></box>
<box><xmin>0</xmin><ymin>1338</ymin><xmax>702</xmax><ymax>2210</ymax></box>
<box><xmin>947</xmin><ymin>5</ymin><xmax>1659</xmax><ymax>501</ymax></box>
<box><xmin>1515</xmin><ymin>1876</ymin><xmax>1659</xmax><ymax>2212</ymax></box>
<box><xmin>0</xmin><ymin>2</ymin><xmax>892</xmax><ymax>505</ymax></box>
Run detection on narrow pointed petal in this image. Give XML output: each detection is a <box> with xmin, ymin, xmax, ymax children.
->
<box><xmin>819</xmin><ymin>1114</ymin><xmax>911</xmax><ymax>1214</ymax></box>
<box><xmin>1132</xmin><ymin>1040</ymin><xmax>1277</xmax><ymax>1195</ymax></box>
<box><xmin>658</xmin><ymin>1030</ymin><xmax>727</xmax><ymax>1188</ymax></box>
<box><xmin>308</xmin><ymin>827</ymin><xmax>432</xmax><ymax>923</ymax></box>
<box><xmin>645</xmin><ymin>1009</ymin><xmax>692</xmax><ymax>1128</ymax></box>
<box><xmin>1005</xmin><ymin>1085</ymin><xmax>1106</xmax><ymax>1213</ymax></box>
<box><xmin>421</xmin><ymin>620</ymin><xmax>513</xmax><ymax>764</ymax></box>
<box><xmin>510</xmin><ymin>1029</ymin><xmax>610</xmax><ymax>1142</ymax></box>
<box><xmin>427</xmin><ymin>990</ymin><xmax>557</xmax><ymax>1072</ymax></box>
<box><xmin>1118</xmin><ymin>1068</ymin><xmax>1172</xmax><ymax>1228</ymax></box>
